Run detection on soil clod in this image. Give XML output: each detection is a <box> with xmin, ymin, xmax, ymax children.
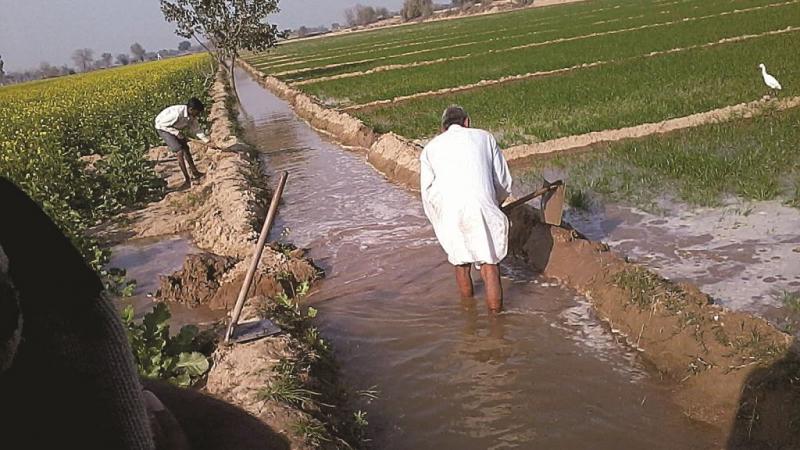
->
<box><xmin>156</xmin><ymin>252</ymin><xmax>237</xmax><ymax>308</ymax></box>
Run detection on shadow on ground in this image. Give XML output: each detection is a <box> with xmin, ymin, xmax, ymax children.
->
<box><xmin>727</xmin><ymin>348</ymin><xmax>800</xmax><ymax>449</ymax></box>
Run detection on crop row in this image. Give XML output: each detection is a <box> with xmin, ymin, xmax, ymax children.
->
<box><xmin>248</xmin><ymin>0</ymin><xmax>644</xmax><ymax>68</ymax></box>
<box><xmin>302</xmin><ymin>3</ymin><xmax>797</xmax><ymax>106</ymax></box>
<box><xmin>249</xmin><ymin>0</ymin><xmax>782</xmax><ymax>78</ymax></box>
<box><xmin>354</xmin><ymin>32</ymin><xmax>797</xmax><ymax>146</ymax></box>
<box><xmin>519</xmin><ymin>102</ymin><xmax>800</xmax><ymax>208</ymax></box>
<box><xmin>0</xmin><ymin>55</ymin><xmax>211</xmax><ymax>267</ymax></box>
<box><xmin>250</xmin><ymin>0</ymin><xmax>690</xmax><ymax>66</ymax></box>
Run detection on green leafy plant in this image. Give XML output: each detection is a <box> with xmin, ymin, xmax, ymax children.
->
<box><xmin>102</xmin><ymin>267</ymin><xmax>137</xmax><ymax>297</ymax></box>
<box><xmin>122</xmin><ymin>302</ymin><xmax>210</xmax><ymax>387</ymax></box>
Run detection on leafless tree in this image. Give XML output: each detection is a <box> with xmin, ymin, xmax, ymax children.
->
<box><xmin>344</xmin><ymin>4</ymin><xmax>383</xmax><ymax>26</ymax></box>
<box><xmin>100</xmin><ymin>52</ymin><xmax>114</xmax><ymax>67</ymax></box>
<box><xmin>71</xmin><ymin>48</ymin><xmax>94</xmax><ymax>72</ymax></box>
<box><xmin>402</xmin><ymin>0</ymin><xmax>434</xmax><ymax>21</ymax></box>
<box><xmin>130</xmin><ymin>42</ymin><xmax>146</xmax><ymax>62</ymax></box>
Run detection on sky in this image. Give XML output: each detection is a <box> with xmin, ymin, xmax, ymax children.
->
<box><xmin>0</xmin><ymin>0</ymin><xmax>406</xmax><ymax>72</ymax></box>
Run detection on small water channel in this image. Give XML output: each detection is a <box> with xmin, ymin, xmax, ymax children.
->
<box><xmin>235</xmin><ymin>69</ymin><xmax>722</xmax><ymax>449</ymax></box>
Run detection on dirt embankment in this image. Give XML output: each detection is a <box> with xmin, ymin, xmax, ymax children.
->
<box><xmin>238</xmin><ymin>58</ymin><xmax>797</xmax><ymax>436</ymax></box>
<box><xmin>97</xmin><ymin>69</ymin><xmax>358</xmax><ymax>448</ymax></box>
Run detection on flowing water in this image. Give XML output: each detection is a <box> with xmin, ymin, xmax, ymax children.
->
<box><xmin>235</xmin><ymin>69</ymin><xmax>722</xmax><ymax>449</ymax></box>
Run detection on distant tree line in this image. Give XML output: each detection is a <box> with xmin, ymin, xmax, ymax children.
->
<box><xmin>344</xmin><ymin>4</ymin><xmax>393</xmax><ymax>27</ymax></box>
<box><xmin>295</xmin><ymin>25</ymin><xmax>332</xmax><ymax>38</ymax></box>
<box><xmin>0</xmin><ymin>41</ymin><xmax>200</xmax><ymax>86</ymax></box>
<box><xmin>336</xmin><ymin>0</ymin><xmax>530</xmax><ymax>28</ymax></box>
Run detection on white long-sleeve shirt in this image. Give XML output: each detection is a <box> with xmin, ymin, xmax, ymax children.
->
<box><xmin>420</xmin><ymin>125</ymin><xmax>513</xmax><ymax>266</ymax></box>
<box><xmin>154</xmin><ymin>105</ymin><xmax>209</xmax><ymax>143</ymax></box>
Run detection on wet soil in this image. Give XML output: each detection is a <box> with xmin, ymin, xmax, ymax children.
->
<box><xmin>515</xmin><ymin>175</ymin><xmax>800</xmax><ymax>331</ymax></box>
<box><xmin>155</xmin><ymin>252</ymin><xmax>237</xmax><ymax>309</ymax></box>
<box><xmin>235</xmin><ymin>69</ymin><xmax>725</xmax><ymax>449</ymax></box>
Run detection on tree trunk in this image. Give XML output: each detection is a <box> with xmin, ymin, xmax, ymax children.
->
<box><xmin>228</xmin><ymin>55</ymin><xmax>240</xmax><ymax>103</ymax></box>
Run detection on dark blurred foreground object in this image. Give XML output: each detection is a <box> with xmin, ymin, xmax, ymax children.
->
<box><xmin>0</xmin><ymin>177</ymin><xmax>289</xmax><ymax>450</ymax></box>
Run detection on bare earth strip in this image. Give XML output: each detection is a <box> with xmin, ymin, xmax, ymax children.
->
<box><xmin>341</xmin><ymin>26</ymin><xmax>800</xmax><ymax>112</ymax></box>
<box><xmin>504</xmin><ymin>95</ymin><xmax>800</xmax><ymax>164</ymax></box>
<box><xmin>294</xmin><ymin>0</ymin><xmax>795</xmax><ymax>87</ymax></box>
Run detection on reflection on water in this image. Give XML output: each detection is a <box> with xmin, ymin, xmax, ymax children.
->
<box><xmin>235</xmin><ymin>69</ymin><xmax>721</xmax><ymax>449</ymax></box>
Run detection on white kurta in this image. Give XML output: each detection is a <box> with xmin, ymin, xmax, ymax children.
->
<box><xmin>420</xmin><ymin>125</ymin><xmax>513</xmax><ymax>266</ymax></box>
<box><xmin>154</xmin><ymin>105</ymin><xmax>209</xmax><ymax>143</ymax></box>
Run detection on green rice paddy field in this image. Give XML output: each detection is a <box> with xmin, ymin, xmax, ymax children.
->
<box><xmin>246</xmin><ymin>0</ymin><xmax>800</xmax><ymax>206</ymax></box>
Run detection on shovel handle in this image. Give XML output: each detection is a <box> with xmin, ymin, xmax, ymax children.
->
<box><xmin>501</xmin><ymin>180</ymin><xmax>563</xmax><ymax>213</ymax></box>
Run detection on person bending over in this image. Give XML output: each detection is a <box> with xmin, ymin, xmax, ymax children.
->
<box><xmin>420</xmin><ymin>105</ymin><xmax>513</xmax><ymax>313</ymax></box>
<box><xmin>154</xmin><ymin>97</ymin><xmax>210</xmax><ymax>189</ymax></box>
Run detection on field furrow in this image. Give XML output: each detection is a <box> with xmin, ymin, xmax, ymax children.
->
<box><xmin>303</xmin><ymin>1</ymin><xmax>798</xmax><ymax>106</ymax></box>
<box><xmin>342</xmin><ymin>26</ymin><xmax>800</xmax><ymax>112</ymax></box>
<box><xmin>353</xmin><ymin>32</ymin><xmax>797</xmax><ymax>146</ymax></box>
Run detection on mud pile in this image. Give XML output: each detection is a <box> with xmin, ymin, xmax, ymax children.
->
<box><xmin>155</xmin><ymin>253</ymin><xmax>237</xmax><ymax>308</ymax></box>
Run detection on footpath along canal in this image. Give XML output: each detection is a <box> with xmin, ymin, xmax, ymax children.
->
<box><xmin>234</xmin><ymin>69</ymin><xmax>723</xmax><ymax>449</ymax></box>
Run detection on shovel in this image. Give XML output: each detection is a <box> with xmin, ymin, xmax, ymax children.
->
<box><xmin>501</xmin><ymin>179</ymin><xmax>565</xmax><ymax>226</ymax></box>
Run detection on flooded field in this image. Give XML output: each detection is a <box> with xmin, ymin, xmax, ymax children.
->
<box><xmin>234</xmin><ymin>69</ymin><xmax>724</xmax><ymax>449</ymax></box>
<box><xmin>514</xmin><ymin>174</ymin><xmax>800</xmax><ymax>332</ymax></box>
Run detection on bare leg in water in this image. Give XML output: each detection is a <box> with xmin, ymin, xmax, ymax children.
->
<box><xmin>455</xmin><ymin>264</ymin><xmax>474</xmax><ymax>299</ymax></box>
<box><xmin>455</xmin><ymin>263</ymin><xmax>503</xmax><ymax>313</ymax></box>
<box><xmin>480</xmin><ymin>264</ymin><xmax>503</xmax><ymax>313</ymax></box>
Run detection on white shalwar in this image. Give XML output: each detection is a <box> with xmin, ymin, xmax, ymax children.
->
<box><xmin>420</xmin><ymin>125</ymin><xmax>513</xmax><ymax>266</ymax></box>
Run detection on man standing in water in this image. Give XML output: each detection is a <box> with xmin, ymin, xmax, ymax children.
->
<box><xmin>420</xmin><ymin>105</ymin><xmax>513</xmax><ymax>313</ymax></box>
<box><xmin>155</xmin><ymin>97</ymin><xmax>210</xmax><ymax>189</ymax></box>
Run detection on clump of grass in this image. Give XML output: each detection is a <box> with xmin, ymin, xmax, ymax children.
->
<box><xmin>612</xmin><ymin>267</ymin><xmax>688</xmax><ymax>313</ymax></box>
<box><xmin>773</xmin><ymin>289</ymin><xmax>800</xmax><ymax>315</ymax></box>
<box><xmin>257</xmin><ymin>373</ymin><xmax>320</xmax><ymax>407</ymax></box>
<box><xmin>291</xmin><ymin>417</ymin><xmax>330</xmax><ymax>448</ymax></box>
<box><xmin>726</xmin><ymin>326</ymin><xmax>785</xmax><ymax>371</ymax></box>
<box><xmin>567</xmin><ymin>188</ymin><xmax>592</xmax><ymax>211</ymax></box>
<box><xmin>786</xmin><ymin>178</ymin><xmax>800</xmax><ymax>208</ymax></box>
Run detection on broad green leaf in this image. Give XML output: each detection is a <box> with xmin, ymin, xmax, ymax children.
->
<box><xmin>175</xmin><ymin>352</ymin><xmax>210</xmax><ymax>377</ymax></box>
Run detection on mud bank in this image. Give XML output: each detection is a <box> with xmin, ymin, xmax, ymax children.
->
<box><xmin>238</xmin><ymin>60</ymin><xmax>795</xmax><ymax>434</ymax></box>
<box><xmin>98</xmin><ymin>69</ymin><xmax>357</xmax><ymax>448</ymax></box>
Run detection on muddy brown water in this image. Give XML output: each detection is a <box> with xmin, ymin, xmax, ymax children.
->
<box><xmin>109</xmin><ymin>234</ymin><xmax>222</xmax><ymax>329</ymax></box>
<box><xmin>235</xmin><ymin>70</ymin><xmax>724</xmax><ymax>449</ymax></box>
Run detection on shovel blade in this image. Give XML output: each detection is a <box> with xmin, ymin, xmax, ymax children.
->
<box><xmin>542</xmin><ymin>182</ymin><xmax>565</xmax><ymax>226</ymax></box>
<box><xmin>228</xmin><ymin>318</ymin><xmax>282</xmax><ymax>344</ymax></box>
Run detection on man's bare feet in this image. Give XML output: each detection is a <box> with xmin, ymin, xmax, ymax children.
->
<box><xmin>175</xmin><ymin>180</ymin><xmax>191</xmax><ymax>191</ymax></box>
<box><xmin>191</xmin><ymin>172</ymin><xmax>205</xmax><ymax>181</ymax></box>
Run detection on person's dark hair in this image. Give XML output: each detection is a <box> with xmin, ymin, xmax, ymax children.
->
<box><xmin>441</xmin><ymin>105</ymin><xmax>469</xmax><ymax>130</ymax></box>
<box><xmin>187</xmin><ymin>97</ymin><xmax>205</xmax><ymax>112</ymax></box>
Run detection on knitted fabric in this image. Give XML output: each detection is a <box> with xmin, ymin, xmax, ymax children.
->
<box><xmin>0</xmin><ymin>178</ymin><xmax>154</xmax><ymax>449</ymax></box>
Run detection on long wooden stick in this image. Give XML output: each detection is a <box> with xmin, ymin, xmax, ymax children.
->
<box><xmin>225</xmin><ymin>171</ymin><xmax>289</xmax><ymax>343</ymax></box>
<box><xmin>501</xmin><ymin>180</ymin><xmax>562</xmax><ymax>213</ymax></box>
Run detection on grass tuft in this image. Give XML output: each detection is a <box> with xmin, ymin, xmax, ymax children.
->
<box><xmin>773</xmin><ymin>290</ymin><xmax>800</xmax><ymax>315</ymax></box>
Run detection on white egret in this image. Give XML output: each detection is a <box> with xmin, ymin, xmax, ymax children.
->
<box><xmin>758</xmin><ymin>63</ymin><xmax>782</xmax><ymax>92</ymax></box>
